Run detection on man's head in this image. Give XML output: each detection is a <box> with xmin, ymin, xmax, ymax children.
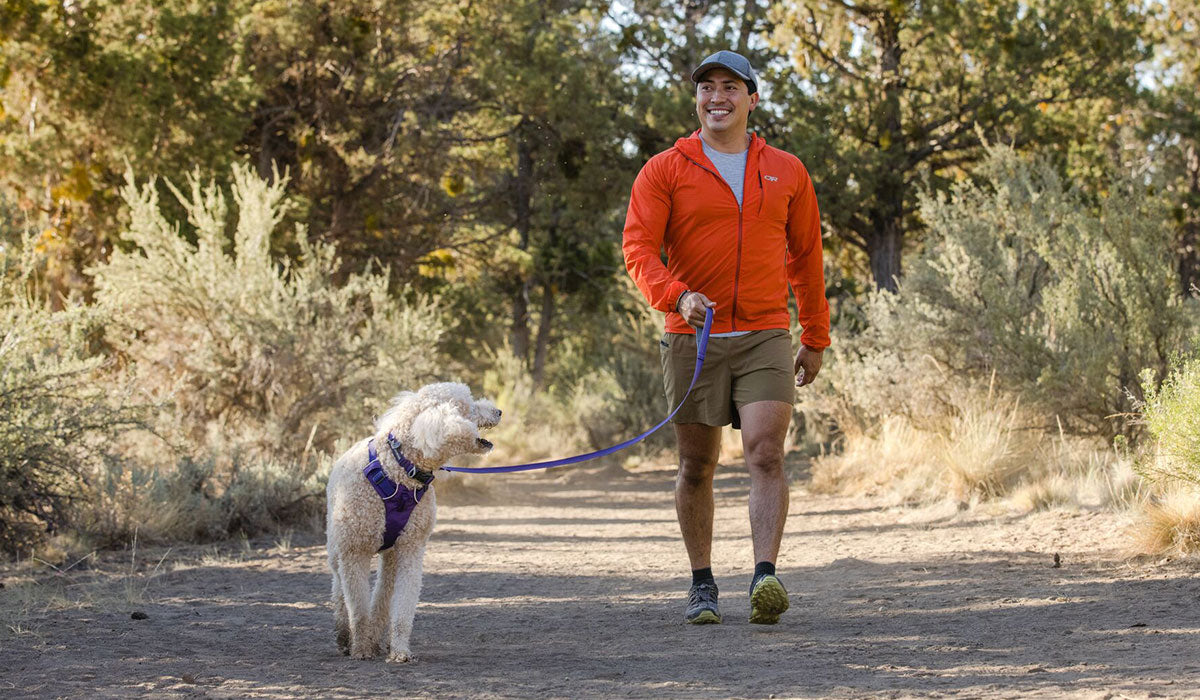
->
<box><xmin>691</xmin><ymin>51</ymin><xmax>759</xmax><ymax>140</ymax></box>
<box><xmin>691</xmin><ymin>50</ymin><xmax>758</xmax><ymax>95</ymax></box>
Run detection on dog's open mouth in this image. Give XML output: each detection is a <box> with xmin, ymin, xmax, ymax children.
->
<box><xmin>476</xmin><ymin>437</ymin><xmax>493</xmax><ymax>450</ymax></box>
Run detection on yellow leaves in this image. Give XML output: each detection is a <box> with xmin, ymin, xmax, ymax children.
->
<box><xmin>34</xmin><ymin>227</ymin><xmax>58</xmax><ymax>254</ymax></box>
<box><xmin>1037</xmin><ymin>101</ymin><xmax>1049</xmax><ymax>113</ymax></box>
<box><xmin>441</xmin><ymin>172</ymin><xmax>465</xmax><ymax>197</ymax></box>
<box><xmin>878</xmin><ymin>131</ymin><xmax>891</xmax><ymax>149</ymax></box>
<box><xmin>49</xmin><ymin>162</ymin><xmax>94</xmax><ymax>203</ymax></box>
<box><xmin>416</xmin><ymin>247</ymin><xmax>456</xmax><ymax>278</ymax></box>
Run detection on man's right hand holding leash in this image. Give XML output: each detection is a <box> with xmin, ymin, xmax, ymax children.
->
<box><xmin>676</xmin><ymin>290</ymin><xmax>716</xmax><ymax>329</ymax></box>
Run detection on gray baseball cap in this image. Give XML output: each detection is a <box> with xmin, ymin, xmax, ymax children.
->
<box><xmin>691</xmin><ymin>50</ymin><xmax>758</xmax><ymax>94</ymax></box>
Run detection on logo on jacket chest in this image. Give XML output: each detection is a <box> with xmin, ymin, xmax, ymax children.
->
<box><xmin>763</xmin><ymin>175</ymin><xmax>778</xmax><ymax>182</ymax></box>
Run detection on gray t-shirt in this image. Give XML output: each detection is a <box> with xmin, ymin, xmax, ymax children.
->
<box><xmin>702</xmin><ymin>138</ymin><xmax>748</xmax><ymax>209</ymax></box>
<box><xmin>700</xmin><ymin>138</ymin><xmax>751</xmax><ymax>338</ymax></box>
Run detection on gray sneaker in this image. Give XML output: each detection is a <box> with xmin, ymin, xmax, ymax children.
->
<box><xmin>685</xmin><ymin>581</ymin><xmax>722</xmax><ymax>624</ymax></box>
<box><xmin>748</xmin><ymin>574</ymin><xmax>789</xmax><ymax>624</ymax></box>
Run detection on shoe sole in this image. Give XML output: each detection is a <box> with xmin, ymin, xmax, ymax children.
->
<box><xmin>749</xmin><ymin>576</ymin><xmax>789</xmax><ymax>624</ymax></box>
<box><xmin>686</xmin><ymin>609</ymin><xmax>722</xmax><ymax>624</ymax></box>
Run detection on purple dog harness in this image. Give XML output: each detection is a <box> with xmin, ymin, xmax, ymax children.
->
<box><xmin>362</xmin><ymin>434</ymin><xmax>434</xmax><ymax>552</ymax></box>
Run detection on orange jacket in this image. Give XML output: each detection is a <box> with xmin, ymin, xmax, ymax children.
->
<box><xmin>622</xmin><ymin>131</ymin><xmax>830</xmax><ymax>349</ymax></box>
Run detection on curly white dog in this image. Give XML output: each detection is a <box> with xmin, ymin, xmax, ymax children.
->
<box><xmin>325</xmin><ymin>382</ymin><xmax>500</xmax><ymax>662</ymax></box>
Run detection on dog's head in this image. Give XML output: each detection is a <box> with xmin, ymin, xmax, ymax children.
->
<box><xmin>376</xmin><ymin>382</ymin><xmax>501</xmax><ymax>467</ymax></box>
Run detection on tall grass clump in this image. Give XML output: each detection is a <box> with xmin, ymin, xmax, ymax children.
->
<box><xmin>93</xmin><ymin>164</ymin><xmax>446</xmax><ymax>463</ymax></box>
<box><xmin>1132</xmin><ymin>358</ymin><xmax>1200</xmax><ymax>555</ymax></box>
<box><xmin>805</xmin><ymin>145</ymin><xmax>1194</xmax><ymax>505</ymax></box>
<box><xmin>0</xmin><ymin>235</ymin><xmax>141</xmax><ymax>556</ymax></box>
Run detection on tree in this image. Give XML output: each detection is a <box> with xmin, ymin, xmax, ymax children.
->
<box><xmin>424</xmin><ymin>0</ymin><xmax>639</xmax><ymax>384</ymax></box>
<box><xmin>1144</xmin><ymin>0</ymin><xmax>1200</xmax><ymax>295</ymax></box>
<box><xmin>0</xmin><ymin>0</ymin><xmax>258</xmax><ymax>297</ymax></box>
<box><xmin>768</xmin><ymin>0</ymin><xmax>1145</xmax><ymax>290</ymax></box>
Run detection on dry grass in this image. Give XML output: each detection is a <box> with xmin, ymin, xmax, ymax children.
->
<box><xmin>811</xmin><ymin>388</ymin><xmax>1146</xmax><ymax>512</ymax></box>
<box><xmin>1133</xmin><ymin>487</ymin><xmax>1200</xmax><ymax>558</ymax></box>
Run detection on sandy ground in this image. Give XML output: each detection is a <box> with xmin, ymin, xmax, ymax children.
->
<box><xmin>2</xmin><ymin>457</ymin><xmax>1199</xmax><ymax>699</ymax></box>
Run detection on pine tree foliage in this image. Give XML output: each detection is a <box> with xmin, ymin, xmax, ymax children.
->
<box><xmin>92</xmin><ymin>163</ymin><xmax>446</xmax><ymax>462</ymax></box>
<box><xmin>768</xmin><ymin>0</ymin><xmax>1146</xmax><ymax>290</ymax></box>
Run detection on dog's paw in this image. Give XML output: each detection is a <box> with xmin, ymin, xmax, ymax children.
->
<box><xmin>387</xmin><ymin>649</ymin><xmax>415</xmax><ymax>663</ymax></box>
<box><xmin>350</xmin><ymin>643</ymin><xmax>382</xmax><ymax>660</ymax></box>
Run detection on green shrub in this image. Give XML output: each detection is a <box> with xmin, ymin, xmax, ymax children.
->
<box><xmin>806</xmin><ymin>146</ymin><xmax>1194</xmax><ymax>440</ymax></box>
<box><xmin>1139</xmin><ymin>359</ymin><xmax>1200</xmax><ymax>486</ymax></box>
<box><xmin>0</xmin><ymin>235</ymin><xmax>141</xmax><ymax>556</ymax></box>
<box><xmin>92</xmin><ymin>164</ymin><xmax>447</xmax><ymax>464</ymax></box>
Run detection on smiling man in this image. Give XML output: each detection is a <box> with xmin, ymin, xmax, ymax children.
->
<box><xmin>622</xmin><ymin>50</ymin><xmax>830</xmax><ymax>625</ymax></box>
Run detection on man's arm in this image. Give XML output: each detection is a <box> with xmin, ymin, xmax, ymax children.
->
<box><xmin>622</xmin><ymin>157</ymin><xmax>689</xmax><ymax>313</ymax></box>
<box><xmin>785</xmin><ymin>162</ymin><xmax>830</xmax><ymax>385</ymax></box>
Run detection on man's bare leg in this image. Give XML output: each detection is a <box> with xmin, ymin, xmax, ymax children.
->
<box><xmin>675</xmin><ymin>422</ymin><xmax>723</xmax><ymax>623</ymax></box>
<box><xmin>674</xmin><ymin>422</ymin><xmax>722</xmax><ymax>570</ymax></box>
<box><xmin>739</xmin><ymin>400</ymin><xmax>792</xmax><ymax>562</ymax></box>
<box><xmin>738</xmin><ymin>400</ymin><xmax>793</xmax><ymax>623</ymax></box>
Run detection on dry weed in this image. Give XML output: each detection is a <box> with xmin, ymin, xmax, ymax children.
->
<box><xmin>1133</xmin><ymin>487</ymin><xmax>1200</xmax><ymax>557</ymax></box>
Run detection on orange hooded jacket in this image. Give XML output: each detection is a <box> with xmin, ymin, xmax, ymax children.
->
<box><xmin>622</xmin><ymin>131</ymin><xmax>831</xmax><ymax>350</ymax></box>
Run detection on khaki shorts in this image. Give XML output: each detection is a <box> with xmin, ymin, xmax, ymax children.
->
<box><xmin>659</xmin><ymin>329</ymin><xmax>795</xmax><ymax>429</ymax></box>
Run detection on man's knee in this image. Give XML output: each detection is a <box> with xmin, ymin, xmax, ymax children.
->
<box><xmin>677</xmin><ymin>455</ymin><xmax>717</xmax><ymax>487</ymax></box>
<box><xmin>744</xmin><ymin>443</ymin><xmax>785</xmax><ymax>478</ymax></box>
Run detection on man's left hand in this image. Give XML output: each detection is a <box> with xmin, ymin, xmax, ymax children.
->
<box><xmin>794</xmin><ymin>345</ymin><xmax>823</xmax><ymax>387</ymax></box>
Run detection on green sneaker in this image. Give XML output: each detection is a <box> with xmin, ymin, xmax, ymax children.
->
<box><xmin>685</xmin><ymin>581</ymin><xmax>722</xmax><ymax>624</ymax></box>
<box><xmin>748</xmin><ymin>574</ymin><xmax>789</xmax><ymax>624</ymax></box>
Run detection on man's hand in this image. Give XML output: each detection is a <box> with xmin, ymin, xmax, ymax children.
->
<box><xmin>677</xmin><ymin>291</ymin><xmax>716</xmax><ymax>329</ymax></box>
<box><xmin>794</xmin><ymin>345</ymin><xmax>823</xmax><ymax>387</ymax></box>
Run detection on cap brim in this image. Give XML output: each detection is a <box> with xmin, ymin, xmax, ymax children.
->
<box><xmin>690</xmin><ymin>63</ymin><xmax>756</xmax><ymax>92</ymax></box>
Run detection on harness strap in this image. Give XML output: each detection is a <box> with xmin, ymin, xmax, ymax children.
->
<box><xmin>363</xmin><ymin>439</ymin><xmax>429</xmax><ymax>551</ymax></box>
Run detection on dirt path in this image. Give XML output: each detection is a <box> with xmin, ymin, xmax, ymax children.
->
<box><xmin>3</xmin><ymin>460</ymin><xmax>1199</xmax><ymax>698</ymax></box>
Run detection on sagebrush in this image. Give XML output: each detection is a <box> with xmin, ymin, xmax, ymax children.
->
<box><xmin>92</xmin><ymin>164</ymin><xmax>447</xmax><ymax>464</ymax></box>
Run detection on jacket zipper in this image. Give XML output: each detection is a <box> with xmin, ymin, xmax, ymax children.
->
<box><xmin>680</xmin><ymin>153</ymin><xmax>747</xmax><ymax>332</ymax></box>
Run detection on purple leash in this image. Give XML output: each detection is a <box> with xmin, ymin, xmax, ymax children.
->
<box><xmin>442</xmin><ymin>307</ymin><xmax>713</xmax><ymax>475</ymax></box>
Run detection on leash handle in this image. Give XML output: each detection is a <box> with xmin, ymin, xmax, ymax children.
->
<box><xmin>442</xmin><ymin>307</ymin><xmax>714</xmax><ymax>474</ymax></box>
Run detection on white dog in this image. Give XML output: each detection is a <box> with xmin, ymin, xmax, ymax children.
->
<box><xmin>325</xmin><ymin>382</ymin><xmax>500</xmax><ymax>662</ymax></box>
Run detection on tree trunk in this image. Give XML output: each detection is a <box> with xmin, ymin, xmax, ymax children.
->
<box><xmin>1180</xmin><ymin>143</ymin><xmax>1200</xmax><ymax>296</ymax></box>
<box><xmin>867</xmin><ymin>224</ymin><xmax>902</xmax><ymax>293</ymax></box>
<box><xmin>867</xmin><ymin>10</ymin><xmax>905</xmax><ymax>293</ymax></box>
<box><xmin>532</xmin><ymin>281</ymin><xmax>555</xmax><ymax>387</ymax></box>
<box><xmin>510</xmin><ymin>120</ymin><xmax>535</xmax><ymax>364</ymax></box>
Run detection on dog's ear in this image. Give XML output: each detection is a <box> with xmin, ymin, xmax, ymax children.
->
<box><xmin>408</xmin><ymin>404</ymin><xmax>476</xmax><ymax>459</ymax></box>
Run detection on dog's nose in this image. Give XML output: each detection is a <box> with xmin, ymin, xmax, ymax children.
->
<box><xmin>496</xmin><ymin>409</ymin><xmax>502</xmax><ymax>418</ymax></box>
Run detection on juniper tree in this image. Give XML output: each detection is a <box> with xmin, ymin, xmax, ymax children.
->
<box><xmin>768</xmin><ymin>0</ymin><xmax>1145</xmax><ymax>291</ymax></box>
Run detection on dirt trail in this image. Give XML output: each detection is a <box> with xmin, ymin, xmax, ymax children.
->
<box><xmin>3</xmin><ymin>460</ymin><xmax>1198</xmax><ymax>698</ymax></box>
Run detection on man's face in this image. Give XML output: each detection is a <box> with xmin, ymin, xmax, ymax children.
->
<box><xmin>695</xmin><ymin>67</ymin><xmax>758</xmax><ymax>136</ymax></box>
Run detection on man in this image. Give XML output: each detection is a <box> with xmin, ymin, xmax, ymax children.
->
<box><xmin>622</xmin><ymin>50</ymin><xmax>830</xmax><ymax>625</ymax></box>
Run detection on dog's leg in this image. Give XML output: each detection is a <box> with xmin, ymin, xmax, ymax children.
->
<box><xmin>386</xmin><ymin>543</ymin><xmax>426</xmax><ymax>663</ymax></box>
<box><xmin>330</xmin><ymin>558</ymin><xmax>351</xmax><ymax>655</ymax></box>
<box><xmin>371</xmin><ymin>548</ymin><xmax>400</xmax><ymax>655</ymax></box>
<box><xmin>339</xmin><ymin>551</ymin><xmax>380</xmax><ymax>659</ymax></box>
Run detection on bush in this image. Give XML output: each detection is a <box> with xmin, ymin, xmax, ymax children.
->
<box><xmin>1138</xmin><ymin>358</ymin><xmax>1200</xmax><ymax>487</ymax></box>
<box><xmin>0</xmin><ymin>235</ymin><xmax>141</xmax><ymax>555</ymax></box>
<box><xmin>74</xmin><ymin>451</ymin><xmax>328</xmax><ymax>548</ymax></box>
<box><xmin>805</xmin><ymin>145</ymin><xmax>1194</xmax><ymax>441</ymax></box>
<box><xmin>92</xmin><ymin>164</ymin><xmax>447</xmax><ymax>464</ymax></box>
